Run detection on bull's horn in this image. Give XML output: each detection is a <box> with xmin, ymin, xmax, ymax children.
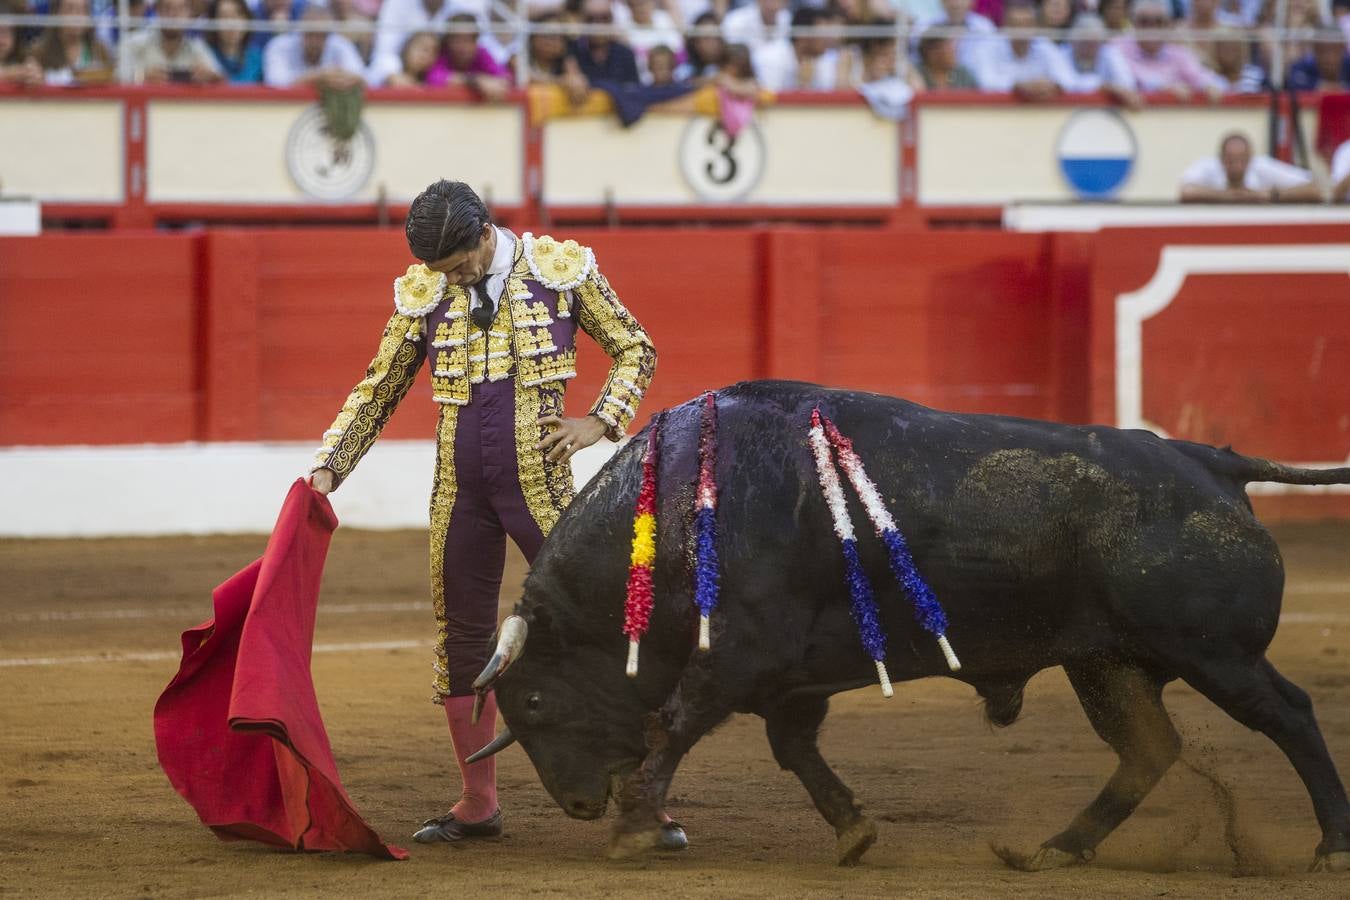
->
<box><xmin>472</xmin><ymin>615</ymin><xmax>528</xmax><ymax>693</ymax></box>
<box><xmin>466</xmin><ymin>729</ymin><xmax>516</xmax><ymax>764</ymax></box>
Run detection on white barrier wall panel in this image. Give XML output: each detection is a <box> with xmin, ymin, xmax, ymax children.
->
<box><xmin>917</xmin><ymin>105</ymin><xmax>1273</xmax><ymax>205</ymax></box>
<box><xmin>0</xmin><ymin>100</ymin><xmax>124</xmax><ymax>202</ymax></box>
<box><xmin>146</xmin><ymin>100</ymin><xmax>523</xmax><ymax>205</ymax></box>
<box><xmin>543</xmin><ymin>107</ymin><xmax>898</xmax><ymax>206</ymax></box>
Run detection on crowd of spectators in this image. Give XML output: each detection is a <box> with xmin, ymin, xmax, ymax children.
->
<box><xmin>0</xmin><ymin>0</ymin><xmax>1348</xmax><ymax>101</ymax></box>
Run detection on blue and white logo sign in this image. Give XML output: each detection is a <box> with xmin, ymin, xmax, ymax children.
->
<box><xmin>1055</xmin><ymin>109</ymin><xmax>1137</xmax><ymax>199</ymax></box>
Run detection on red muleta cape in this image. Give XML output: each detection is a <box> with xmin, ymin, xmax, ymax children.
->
<box><xmin>153</xmin><ymin>478</ymin><xmax>407</xmax><ymax>860</ymax></box>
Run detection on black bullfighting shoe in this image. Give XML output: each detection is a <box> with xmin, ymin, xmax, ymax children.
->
<box><xmin>412</xmin><ymin>809</ymin><xmax>504</xmax><ymax>843</ymax></box>
<box><xmin>658</xmin><ymin>821</ymin><xmax>688</xmax><ymax>851</ymax></box>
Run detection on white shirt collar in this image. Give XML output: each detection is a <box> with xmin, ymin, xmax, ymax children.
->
<box><xmin>473</xmin><ymin>226</ymin><xmax>516</xmax><ymax>310</ymax></box>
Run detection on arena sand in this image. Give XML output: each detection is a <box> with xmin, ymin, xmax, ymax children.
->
<box><xmin>2</xmin><ymin>524</ymin><xmax>1349</xmax><ymax>898</ymax></box>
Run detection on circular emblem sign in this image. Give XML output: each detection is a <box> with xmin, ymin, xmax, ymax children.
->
<box><xmin>1055</xmin><ymin>108</ymin><xmax>1137</xmax><ymax>200</ymax></box>
<box><xmin>285</xmin><ymin>105</ymin><xmax>376</xmax><ymax>202</ymax></box>
<box><xmin>678</xmin><ymin>116</ymin><xmax>765</xmax><ymax>202</ymax></box>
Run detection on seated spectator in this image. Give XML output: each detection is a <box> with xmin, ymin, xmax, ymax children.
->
<box><xmin>382</xmin><ymin>29</ymin><xmax>438</xmax><ymax>84</ymax></box>
<box><xmin>978</xmin><ymin>0</ymin><xmax>1077</xmax><ymax>96</ymax></box>
<box><xmin>646</xmin><ymin>42</ymin><xmax>678</xmax><ymax>84</ymax></box>
<box><xmin>1331</xmin><ymin>137</ymin><xmax>1350</xmax><ymax>203</ymax></box>
<box><xmin>624</xmin><ymin>0</ymin><xmax>684</xmax><ymax>64</ymax></box>
<box><xmin>721</xmin><ymin>0</ymin><xmax>789</xmax><ymax>53</ymax></box>
<box><xmin>1039</xmin><ymin>0</ymin><xmax>1075</xmax><ymax>33</ymax></box>
<box><xmin>33</xmin><ymin>0</ymin><xmax>116</xmax><ymax>84</ymax></box>
<box><xmin>1062</xmin><ymin>14</ymin><xmax>1142</xmax><ymax>106</ymax></box>
<box><xmin>1186</xmin><ymin>0</ymin><xmax>1245</xmax><ymax>69</ymax></box>
<box><xmin>917</xmin><ymin>0</ymin><xmax>998</xmax><ymax>87</ymax></box>
<box><xmin>676</xmin><ymin>9</ymin><xmax>725</xmax><ymax>81</ymax></box>
<box><xmin>1215</xmin><ymin>0</ymin><xmax>1261</xmax><ymax>27</ymax></box>
<box><xmin>206</xmin><ymin>0</ymin><xmax>264</xmax><ymax>83</ymax></box>
<box><xmin>427</xmin><ymin>13</ymin><xmax>512</xmax><ymax>97</ymax></box>
<box><xmin>524</xmin><ymin>11</ymin><xmax>568</xmax><ymax>83</ymax></box>
<box><xmin>328</xmin><ymin>0</ymin><xmax>377</xmax><ymax>71</ymax></box>
<box><xmin>1210</xmin><ymin>28</ymin><xmax>1265</xmax><ymax>92</ymax></box>
<box><xmin>368</xmin><ymin>0</ymin><xmax>454</xmax><ymax>89</ymax></box>
<box><xmin>0</xmin><ymin>0</ymin><xmax>42</xmax><ymax>85</ymax></box>
<box><xmin>753</xmin><ymin>7</ymin><xmax>849</xmax><ymax>91</ymax></box>
<box><xmin>1099</xmin><ymin>0</ymin><xmax>1131</xmax><ymax>32</ymax></box>
<box><xmin>263</xmin><ymin>4</ymin><xmax>365</xmax><ymax>87</ymax></box>
<box><xmin>122</xmin><ymin>0</ymin><xmax>224</xmax><ymax>83</ymax></box>
<box><xmin>856</xmin><ymin>34</ymin><xmax>920</xmax><ymax>116</ymax></box>
<box><xmin>1180</xmin><ymin>131</ymin><xmax>1323</xmax><ymax>202</ymax></box>
<box><xmin>1112</xmin><ymin>0</ymin><xmax>1224</xmax><ymax>99</ymax></box>
<box><xmin>916</xmin><ymin>30</ymin><xmax>978</xmax><ymax>88</ymax></box>
<box><xmin>1287</xmin><ymin>29</ymin><xmax>1350</xmax><ymax>90</ymax></box>
<box><xmin>567</xmin><ymin>0</ymin><xmax>641</xmax><ymax>85</ymax></box>
<box><xmin>718</xmin><ymin>41</ymin><xmax>759</xmax><ymax>98</ymax></box>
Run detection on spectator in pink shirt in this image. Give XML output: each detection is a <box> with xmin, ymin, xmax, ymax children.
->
<box><xmin>427</xmin><ymin>12</ymin><xmax>512</xmax><ymax>99</ymax></box>
<box><xmin>1112</xmin><ymin>0</ymin><xmax>1224</xmax><ymax>100</ymax></box>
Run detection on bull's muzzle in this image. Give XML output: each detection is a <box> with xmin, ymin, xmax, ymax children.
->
<box><xmin>470</xmin><ymin>615</ymin><xmax>528</xmax><ymax>724</ymax></box>
<box><xmin>466</xmin><ymin>728</ymin><xmax>516</xmax><ymax>764</ymax></box>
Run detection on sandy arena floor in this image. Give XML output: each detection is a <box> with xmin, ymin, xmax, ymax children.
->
<box><xmin>2</xmin><ymin>522</ymin><xmax>1349</xmax><ymax>898</ymax></box>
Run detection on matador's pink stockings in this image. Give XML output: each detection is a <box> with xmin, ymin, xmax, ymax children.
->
<box><xmin>443</xmin><ymin>694</ymin><xmax>499</xmax><ymax>823</ymax></box>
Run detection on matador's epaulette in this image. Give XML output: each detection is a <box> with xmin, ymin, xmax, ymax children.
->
<box><xmin>391</xmin><ymin>263</ymin><xmax>447</xmax><ymax>342</ymax></box>
<box><xmin>393</xmin><ymin>263</ymin><xmax>446</xmax><ymax>317</ymax></box>
<box><xmin>522</xmin><ymin>233</ymin><xmax>595</xmax><ymax>292</ymax></box>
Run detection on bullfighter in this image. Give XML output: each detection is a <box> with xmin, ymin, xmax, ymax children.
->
<box><xmin>307</xmin><ymin>179</ymin><xmax>661</xmax><ymax>846</ymax></box>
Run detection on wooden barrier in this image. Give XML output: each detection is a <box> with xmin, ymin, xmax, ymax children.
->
<box><xmin>2</xmin><ymin>225</ymin><xmax>1346</xmax><ymax>518</ymax></box>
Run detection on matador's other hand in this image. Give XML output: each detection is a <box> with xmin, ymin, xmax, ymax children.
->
<box><xmin>536</xmin><ymin>414</ymin><xmax>607</xmax><ymax>465</ymax></box>
<box><xmin>309</xmin><ymin>468</ymin><xmax>335</xmax><ymax>495</ymax></box>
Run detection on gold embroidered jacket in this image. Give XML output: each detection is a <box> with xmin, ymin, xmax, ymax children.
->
<box><xmin>312</xmin><ymin>233</ymin><xmax>657</xmax><ymax>492</ymax></box>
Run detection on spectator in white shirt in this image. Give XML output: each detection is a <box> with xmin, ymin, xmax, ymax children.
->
<box><xmin>752</xmin><ymin>7</ymin><xmax>848</xmax><ymax>90</ymax></box>
<box><xmin>722</xmin><ymin>0</ymin><xmax>790</xmax><ymax>53</ymax></box>
<box><xmin>121</xmin><ymin>0</ymin><xmax>224</xmax><ymax>83</ymax></box>
<box><xmin>263</xmin><ymin>4</ymin><xmax>366</xmax><ymax>87</ymax></box>
<box><xmin>916</xmin><ymin>0</ymin><xmax>997</xmax><ymax>85</ymax></box>
<box><xmin>367</xmin><ymin>0</ymin><xmax>455</xmax><ymax>88</ymax></box>
<box><xmin>977</xmin><ymin>0</ymin><xmax>1076</xmax><ymax>96</ymax></box>
<box><xmin>1180</xmin><ymin>132</ymin><xmax>1323</xmax><ymax>203</ymax></box>
<box><xmin>1331</xmin><ymin>139</ymin><xmax>1350</xmax><ymax>203</ymax></box>
<box><xmin>1061</xmin><ymin>14</ymin><xmax>1141</xmax><ymax>107</ymax></box>
<box><xmin>624</xmin><ymin>0</ymin><xmax>685</xmax><ymax>64</ymax></box>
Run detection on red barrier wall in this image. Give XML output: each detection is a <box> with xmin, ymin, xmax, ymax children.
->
<box><xmin>2</xmin><ymin>225</ymin><xmax>1346</xmax><ymax>521</ymax></box>
<box><xmin>0</xmin><ymin>233</ymin><xmax>200</xmax><ymax>445</ymax></box>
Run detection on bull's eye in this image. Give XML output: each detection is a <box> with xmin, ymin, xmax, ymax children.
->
<box><xmin>526</xmin><ymin>692</ymin><xmax>542</xmax><ymax>711</ymax></box>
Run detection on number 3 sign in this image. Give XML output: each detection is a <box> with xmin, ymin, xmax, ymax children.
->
<box><xmin>677</xmin><ymin>116</ymin><xmax>766</xmax><ymax>202</ymax></box>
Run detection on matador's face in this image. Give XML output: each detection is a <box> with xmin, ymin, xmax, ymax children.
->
<box><xmin>425</xmin><ymin>224</ymin><xmax>495</xmax><ymax>287</ymax></box>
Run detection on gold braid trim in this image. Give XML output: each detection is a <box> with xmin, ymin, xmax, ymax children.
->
<box><xmin>514</xmin><ymin>381</ymin><xmax>574</xmax><ymax>536</ymax></box>
<box><xmin>429</xmin><ymin>403</ymin><xmax>461</xmax><ymax>702</ymax></box>
<box><xmin>313</xmin><ymin>312</ymin><xmax>426</xmax><ymax>487</ymax></box>
<box><xmin>575</xmin><ymin>267</ymin><xmax>657</xmax><ymax>440</ymax></box>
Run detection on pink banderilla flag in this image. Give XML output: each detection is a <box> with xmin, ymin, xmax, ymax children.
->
<box><xmin>153</xmin><ymin>478</ymin><xmax>407</xmax><ymax>860</ymax></box>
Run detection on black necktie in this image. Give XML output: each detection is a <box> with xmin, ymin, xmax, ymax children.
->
<box><xmin>470</xmin><ymin>278</ymin><xmax>494</xmax><ymax>332</ymax></box>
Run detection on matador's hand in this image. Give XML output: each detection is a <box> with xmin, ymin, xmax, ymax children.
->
<box><xmin>536</xmin><ymin>415</ymin><xmax>607</xmax><ymax>465</ymax></box>
<box><xmin>309</xmin><ymin>468</ymin><xmax>335</xmax><ymax>495</ymax></box>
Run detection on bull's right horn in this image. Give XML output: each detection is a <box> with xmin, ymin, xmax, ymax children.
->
<box><xmin>466</xmin><ymin>729</ymin><xmax>516</xmax><ymax>764</ymax></box>
<box><xmin>472</xmin><ymin>615</ymin><xmax>528</xmax><ymax>693</ymax></box>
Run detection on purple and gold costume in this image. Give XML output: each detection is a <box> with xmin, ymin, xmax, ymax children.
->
<box><xmin>313</xmin><ymin>233</ymin><xmax>656</xmax><ymax>701</ymax></box>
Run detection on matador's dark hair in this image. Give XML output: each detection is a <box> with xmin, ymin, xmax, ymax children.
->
<box><xmin>405</xmin><ymin>180</ymin><xmax>490</xmax><ymax>263</ymax></box>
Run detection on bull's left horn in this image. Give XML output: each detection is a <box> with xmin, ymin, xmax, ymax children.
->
<box><xmin>472</xmin><ymin>615</ymin><xmax>528</xmax><ymax>693</ymax></box>
<box><xmin>466</xmin><ymin>729</ymin><xmax>516</xmax><ymax>764</ymax></box>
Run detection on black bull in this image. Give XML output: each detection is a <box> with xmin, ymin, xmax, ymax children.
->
<box><xmin>471</xmin><ymin>380</ymin><xmax>1350</xmax><ymax>870</ymax></box>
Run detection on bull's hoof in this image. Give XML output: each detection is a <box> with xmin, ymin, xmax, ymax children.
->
<box><xmin>1311</xmin><ymin>851</ymin><xmax>1350</xmax><ymax>873</ymax></box>
<box><xmin>992</xmin><ymin>843</ymin><xmax>1091</xmax><ymax>872</ymax></box>
<box><xmin>835</xmin><ymin>817</ymin><xmax>877</xmax><ymax>867</ymax></box>
<box><xmin>607</xmin><ymin>827</ymin><xmax>663</xmax><ymax>860</ymax></box>
<box><xmin>658</xmin><ymin>821</ymin><xmax>688</xmax><ymax>852</ymax></box>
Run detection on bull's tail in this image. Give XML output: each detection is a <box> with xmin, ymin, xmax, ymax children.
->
<box><xmin>1171</xmin><ymin>440</ymin><xmax>1350</xmax><ymax>486</ymax></box>
<box><xmin>1236</xmin><ymin>459</ymin><xmax>1350</xmax><ymax>486</ymax></box>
